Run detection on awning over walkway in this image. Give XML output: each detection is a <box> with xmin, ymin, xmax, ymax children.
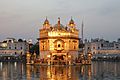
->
<box><xmin>0</xmin><ymin>54</ymin><xmax>20</xmax><ymax>57</ymax></box>
<box><xmin>93</xmin><ymin>53</ymin><xmax>120</xmax><ymax>57</ymax></box>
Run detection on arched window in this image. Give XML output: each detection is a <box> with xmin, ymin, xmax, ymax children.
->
<box><xmin>43</xmin><ymin>46</ymin><xmax>44</xmax><ymax>50</ymax></box>
<box><xmin>58</xmin><ymin>44</ymin><xmax>60</xmax><ymax>47</ymax></box>
<box><xmin>15</xmin><ymin>52</ymin><xmax>17</xmax><ymax>55</ymax></box>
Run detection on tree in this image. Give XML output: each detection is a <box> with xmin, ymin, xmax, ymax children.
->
<box><xmin>29</xmin><ymin>42</ymin><xmax>39</xmax><ymax>55</ymax></box>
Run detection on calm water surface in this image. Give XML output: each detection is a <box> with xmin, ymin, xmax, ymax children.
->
<box><xmin>0</xmin><ymin>61</ymin><xmax>120</xmax><ymax>80</ymax></box>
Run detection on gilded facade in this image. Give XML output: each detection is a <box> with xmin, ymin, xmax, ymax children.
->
<box><xmin>38</xmin><ymin>18</ymin><xmax>80</xmax><ymax>65</ymax></box>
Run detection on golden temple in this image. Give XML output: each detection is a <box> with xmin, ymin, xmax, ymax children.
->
<box><xmin>38</xmin><ymin>17</ymin><xmax>80</xmax><ymax>65</ymax></box>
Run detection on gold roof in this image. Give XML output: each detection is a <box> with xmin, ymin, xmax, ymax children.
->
<box><xmin>41</xmin><ymin>17</ymin><xmax>77</xmax><ymax>31</ymax></box>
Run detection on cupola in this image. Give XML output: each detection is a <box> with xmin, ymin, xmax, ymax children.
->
<box><xmin>43</xmin><ymin>17</ymin><xmax>50</xmax><ymax>29</ymax></box>
<box><xmin>68</xmin><ymin>17</ymin><xmax>75</xmax><ymax>28</ymax></box>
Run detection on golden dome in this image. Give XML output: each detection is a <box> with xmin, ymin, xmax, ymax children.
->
<box><xmin>53</xmin><ymin>17</ymin><xmax>66</xmax><ymax>30</ymax></box>
<box><xmin>43</xmin><ymin>17</ymin><xmax>49</xmax><ymax>25</ymax></box>
<box><xmin>43</xmin><ymin>17</ymin><xmax>50</xmax><ymax>29</ymax></box>
<box><xmin>53</xmin><ymin>24</ymin><xmax>64</xmax><ymax>29</ymax></box>
<box><xmin>68</xmin><ymin>17</ymin><xmax>75</xmax><ymax>27</ymax></box>
<box><xmin>69</xmin><ymin>18</ymin><xmax>74</xmax><ymax>24</ymax></box>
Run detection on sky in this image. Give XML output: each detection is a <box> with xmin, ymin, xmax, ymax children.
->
<box><xmin>0</xmin><ymin>0</ymin><xmax>120</xmax><ymax>43</ymax></box>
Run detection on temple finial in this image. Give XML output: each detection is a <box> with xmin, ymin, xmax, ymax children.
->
<box><xmin>58</xmin><ymin>17</ymin><xmax>60</xmax><ymax>29</ymax></box>
<box><xmin>46</xmin><ymin>16</ymin><xmax>47</xmax><ymax>20</ymax></box>
<box><xmin>68</xmin><ymin>17</ymin><xmax>75</xmax><ymax>27</ymax></box>
<box><xmin>58</xmin><ymin>17</ymin><xmax>60</xmax><ymax>24</ymax></box>
<box><xmin>71</xmin><ymin>16</ymin><xmax>73</xmax><ymax>20</ymax></box>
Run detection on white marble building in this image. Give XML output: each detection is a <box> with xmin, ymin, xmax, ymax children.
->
<box><xmin>0</xmin><ymin>38</ymin><xmax>29</xmax><ymax>57</ymax></box>
<box><xmin>84</xmin><ymin>38</ymin><xmax>120</xmax><ymax>58</ymax></box>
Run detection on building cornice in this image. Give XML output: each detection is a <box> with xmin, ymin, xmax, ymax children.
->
<box><xmin>38</xmin><ymin>37</ymin><xmax>80</xmax><ymax>40</ymax></box>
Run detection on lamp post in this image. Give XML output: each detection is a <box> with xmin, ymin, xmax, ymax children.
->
<box><xmin>68</xmin><ymin>55</ymin><xmax>71</xmax><ymax>65</ymax></box>
<box><xmin>30</xmin><ymin>52</ymin><xmax>36</xmax><ymax>64</ymax></box>
<box><xmin>47</xmin><ymin>54</ymin><xmax>51</xmax><ymax>65</ymax></box>
<box><xmin>80</xmin><ymin>54</ymin><xmax>84</xmax><ymax>64</ymax></box>
<box><xmin>88</xmin><ymin>53</ymin><xmax>91</xmax><ymax>59</ymax></box>
<box><xmin>33</xmin><ymin>52</ymin><xmax>36</xmax><ymax>60</ymax></box>
<box><xmin>26</xmin><ymin>52</ymin><xmax>31</xmax><ymax>64</ymax></box>
<box><xmin>88</xmin><ymin>52</ymin><xmax>92</xmax><ymax>64</ymax></box>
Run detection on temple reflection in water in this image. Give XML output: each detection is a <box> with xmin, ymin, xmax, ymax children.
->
<box><xmin>0</xmin><ymin>62</ymin><xmax>120</xmax><ymax>79</ymax></box>
<box><xmin>25</xmin><ymin>62</ymin><xmax>120</xmax><ymax>80</ymax></box>
<box><xmin>26</xmin><ymin>65</ymin><xmax>92</xmax><ymax>80</ymax></box>
<box><xmin>38</xmin><ymin>17</ymin><xmax>80</xmax><ymax>65</ymax></box>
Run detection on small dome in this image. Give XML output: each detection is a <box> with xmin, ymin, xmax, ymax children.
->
<box><xmin>53</xmin><ymin>17</ymin><xmax>66</xmax><ymax>30</ymax></box>
<box><xmin>43</xmin><ymin>17</ymin><xmax>50</xmax><ymax>29</ymax></box>
<box><xmin>18</xmin><ymin>39</ymin><xmax>23</xmax><ymax>42</ymax></box>
<box><xmin>53</xmin><ymin>24</ymin><xmax>66</xmax><ymax>31</ymax></box>
<box><xmin>53</xmin><ymin>24</ymin><xmax>64</xmax><ymax>29</ymax></box>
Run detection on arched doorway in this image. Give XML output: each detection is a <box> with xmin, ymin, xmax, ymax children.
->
<box><xmin>52</xmin><ymin>54</ymin><xmax>66</xmax><ymax>65</ymax></box>
<box><xmin>54</xmin><ymin>39</ymin><xmax>65</xmax><ymax>52</ymax></box>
